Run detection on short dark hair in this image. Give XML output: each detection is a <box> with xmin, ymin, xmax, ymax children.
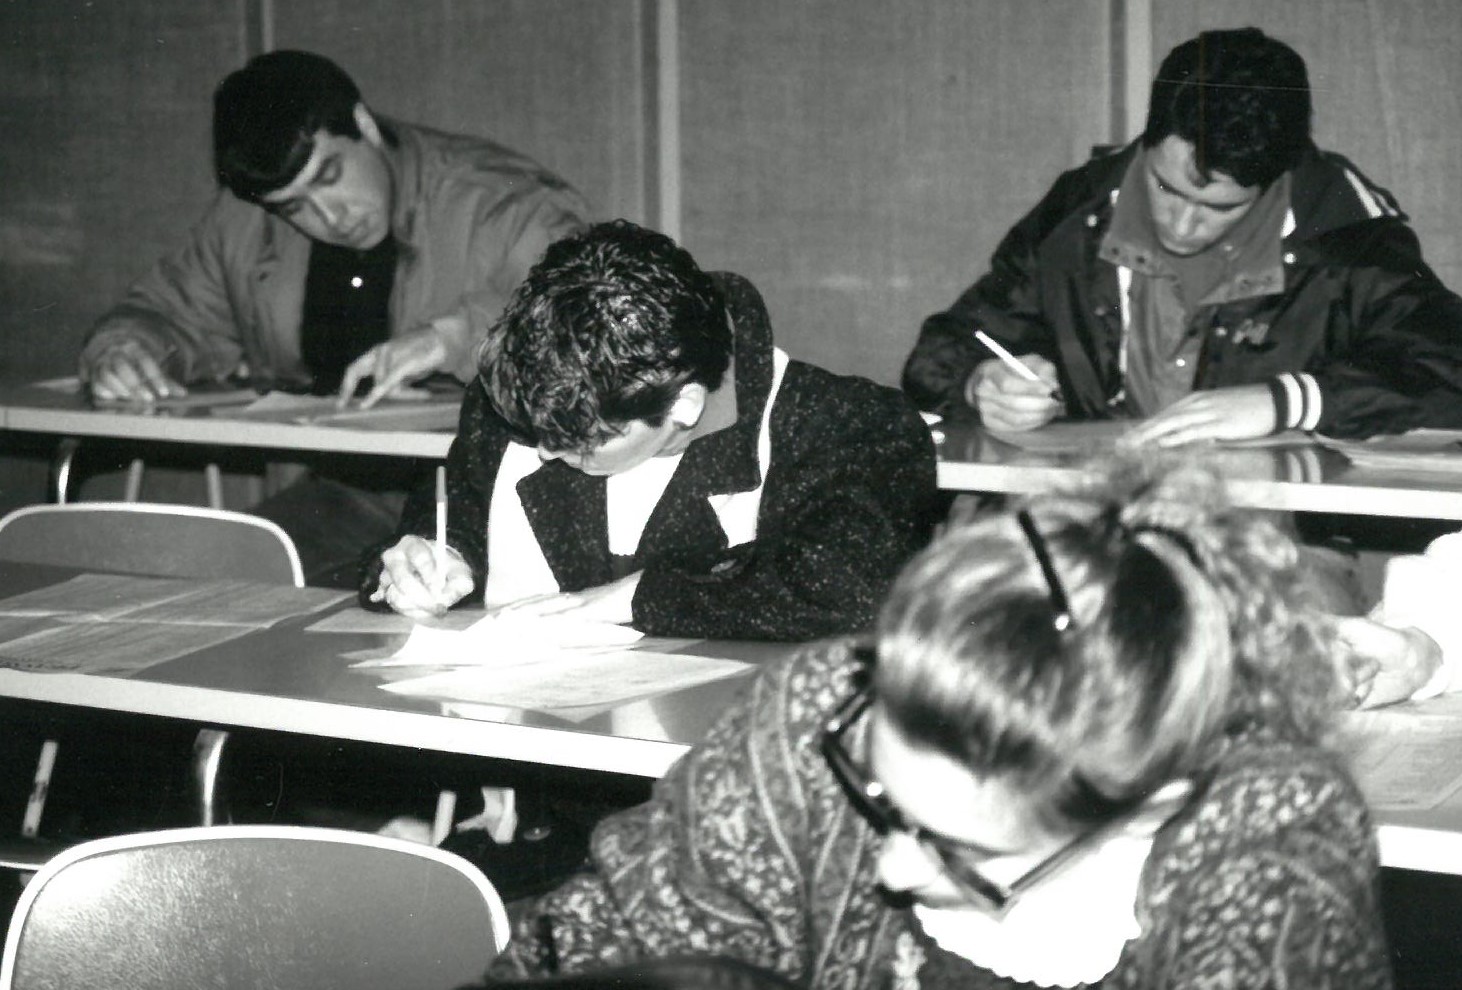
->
<box><xmin>1141</xmin><ymin>27</ymin><xmax>1313</xmax><ymax>188</ymax></box>
<box><xmin>873</xmin><ymin>457</ymin><xmax>1340</xmax><ymax>836</ymax></box>
<box><xmin>479</xmin><ymin>220</ymin><xmax>732</xmax><ymax>454</ymax></box>
<box><xmin>213</xmin><ymin>50</ymin><xmax>363</xmax><ymax>202</ymax></box>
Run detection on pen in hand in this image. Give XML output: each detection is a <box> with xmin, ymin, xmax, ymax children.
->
<box><xmin>433</xmin><ymin>464</ymin><xmax>448</xmax><ymax>598</ymax></box>
<box><xmin>973</xmin><ymin>329</ymin><xmax>1063</xmax><ymax>402</ymax></box>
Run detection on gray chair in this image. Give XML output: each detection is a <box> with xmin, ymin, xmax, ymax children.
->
<box><xmin>0</xmin><ymin>502</ymin><xmax>303</xmax><ymax>868</ymax></box>
<box><xmin>0</xmin><ymin>825</ymin><xmax>509</xmax><ymax>990</ymax></box>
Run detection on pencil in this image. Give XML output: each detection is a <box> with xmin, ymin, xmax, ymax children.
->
<box><xmin>434</xmin><ymin>464</ymin><xmax>447</xmax><ymax>550</ymax></box>
<box><xmin>973</xmin><ymin>329</ymin><xmax>1063</xmax><ymax>402</ymax></box>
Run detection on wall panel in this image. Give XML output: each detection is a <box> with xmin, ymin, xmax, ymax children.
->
<box><xmin>0</xmin><ymin>0</ymin><xmax>241</xmax><ymax>383</ymax></box>
<box><xmin>272</xmin><ymin>0</ymin><xmax>645</xmax><ymax>224</ymax></box>
<box><xmin>1149</xmin><ymin>1</ymin><xmax>1462</xmax><ymax>301</ymax></box>
<box><xmin>677</xmin><ymin>0</ymin><xmax>1112</xmax><ymax>385</ymax></box>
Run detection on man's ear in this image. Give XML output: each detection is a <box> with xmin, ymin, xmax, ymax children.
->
<box><xmin>669</xmin><ymin>383</ymin><xmax>708</xmax><ymax>429</ymax></box>
<box><xmin>353</xmin><ymin>103</ymin><xmax>384</xmax><ymax>148</ymax></box>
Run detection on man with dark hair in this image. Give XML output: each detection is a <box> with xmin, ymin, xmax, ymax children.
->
<box><xmin>78</xmin><ymin>50</ymin><xmax>588</xmax><ymax>584</ymax></box>
<box><xmin>365</xmin><ymin>219</ymin><xmax>938</xmax><ymax>641</ymax></box>
<box><xmin>903</xmin><ymin>26</ymin><xmax>1462</xmax><ymax>444</ymax></box>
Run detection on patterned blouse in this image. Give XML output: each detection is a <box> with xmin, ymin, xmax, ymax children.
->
<box><xmin>491</xmin><ymin>639</ymin><xmax>1392</xmax><ymax>989</ymax></box>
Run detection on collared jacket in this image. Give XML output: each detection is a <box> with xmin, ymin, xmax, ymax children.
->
<box><xmin>903</xmin><ymin>142</ymin><xmax>1462</xmax><ymax>438</ymax></box>
<box><xmin>361</xmin><ymin>273</ymin><xmax>939</xmax><ymax>641</ymax></box>
<box><xmin>80</xmin><ymin>118</ymin><xmax>588</xmax><ymax>391</ymax></box>
<box><xmin>490</xmin><ymin>639</ymin><xmax>1391</xmax><ymax>989</ymax></box>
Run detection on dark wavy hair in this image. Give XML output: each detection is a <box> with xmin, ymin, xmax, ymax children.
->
<box><xmin>1141</xmin><ymin>27</ymin><xmax>1313</xmax><ymax>189</ymax></box>
<box><xmin>213</xmin><ymin>50</ymin><xmax>365</xmax><ymax>202</ymax></box>
<box><xmin>873</xmin><ymin>456</ymin><xmax>1341</xmax><ymax>836</ymax></box>
<box><xmin>478</xmin><ymin>220</ymin><xmax>732</xmax><ymax>453</ymax></box>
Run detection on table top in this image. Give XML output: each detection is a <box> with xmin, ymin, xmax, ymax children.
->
<box><xmin>0</xmin><ymin>564</ymin><xmax>785</xmax><ymax>778</ymax></box>
<box><xmin>935</xmin><ymin>418</ymin><xmax>1462</xmax><ymax>520</ymax></box>
<box><xmin>1</xmin><ymin>564</ymin><xmax>1457</xmax><ymax>874</ymax></box>
<box><xmin>0</xmin><ymin>379</ymin><xmax>455</xmax><ymax>459</ymax></box>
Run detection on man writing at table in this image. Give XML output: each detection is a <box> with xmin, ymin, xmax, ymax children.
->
<box><xmin>76</xmin><ymin>49</ymin><xmax>588</xmax><ymax>586</ymax></box>
<box><xmin>366</xmin><ymin>218</ymin><xmax>938</xmax><ymax>639</ymax></box>
<box><xmin>356</xmin><ymin>219</ymin><xmax>937</xmax><ymax>894</ymax></box>
<box><xmin>903</xmin><ymin>27</ymin><xmax>1462</xmax><ymax>445</ymax></box>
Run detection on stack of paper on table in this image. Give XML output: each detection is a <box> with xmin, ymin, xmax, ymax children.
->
<box><xmin>228</xmin><ymin>391</ymin><xmax>461</xmax><ymax>431</ymax></box>
<box><xmin>351</xmin><ymin>611</ymin><xmax>753</xmax><ymax>712</ymax></box>
<box><xmin>984</xmin><ymin>421</ymin><xmax>1313</xmax><ymax>456</ymax></box>
<box><xmin>1314</xmin><ymin>429</ymin><xmax>1462</xmax><ymax>472</ymax></box>
<box><xmin>1336</xmin><ymin>693</ymin><xmax>1462</xmax><ymax>811</ymax></box>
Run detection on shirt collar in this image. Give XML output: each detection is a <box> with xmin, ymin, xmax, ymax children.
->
<box><xmin>1099</xmin><ymin>146</ymin><xmax>1292</xmax><ymax>304</ymax></box>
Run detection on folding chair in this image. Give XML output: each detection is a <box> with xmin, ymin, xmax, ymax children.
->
<box><xmin>0</xmin><ymin>503</ymin><xmax>303</xmax><ymax>869</ymax></box>
<box><xmin>0</xmin><ymin>826</ymin><xmax>509</xmax><ymax>990</ymax></box>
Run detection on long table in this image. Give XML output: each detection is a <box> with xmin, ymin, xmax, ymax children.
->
<box><xmin>1</xmin><ymin>564</ymin><xmax>1458</xmax><ymax>874</ymax></box>
<box><xmin>935</xmin><ymin>418</ymin><xmax>1462</xmax><ymax>520</ymax></box>
<box><xmin>0</xmin><ymin>378</ymin><xmax>457</xmax><ymax>504</ymax></box>
<box><xmin>0</xmin><ymin>564</ymin><xmax>777</xmax><ymax>779</ymax></box>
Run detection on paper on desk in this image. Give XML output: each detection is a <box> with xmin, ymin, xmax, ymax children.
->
<box><xmin>229</xmin><ymin>391</ymin><xmax>460</xmax><ymax>431</ymax></box>
<box><xmin>1335</xmin><ymin>708</ymin><xmax>1462</xmax><ymax>811</ymax></box>
<box><xmin>307</xmin><ymin>607</ymin><xmax>484</xmax><ymax>635</ymax></box>
<box><xmin>0</xmin><ymin>619</ymin><xmax>251</xmax><ymax>674</ymax></box>
<box><xmin>0</xmin><ymin>574</ymin><xmax>347</xmax><ymax>627</ymax></box>
<box><xmin>378</xmin><ymin>650</ymin><xmax>753</xmax><ymax>711</ymax></box>
<box><xmin>350</xmin><ymin>611</ymin><xmax>647</xmax><ymax>668</ymax></box>
<box><xmin>1314</xmin><ymin>429</ymin><xmax>1462</xmax><ymax>472</ymax></box>
<box><xmin>986</xmin><ymin>421</ymin><xmax>1314</xmax><ymax>456</ymax></box>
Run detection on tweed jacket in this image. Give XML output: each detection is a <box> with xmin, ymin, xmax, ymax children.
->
<box><xmin>903</xmin><ymin>142</ymin><xmax>1462</xmax><ymax>438</ymax></box>
<box><xmin>362</xmin><ymin>273</ymin><xmax>939</xmax><ymax>641</ymax></box>
<box><xmin>81</xmin><ymin>118</ymin><xmax>588</xmax><ymax>391</ymax></box>
<box><xmin>491</xmin><ymin>639</ymin><xmax>1392</xmax><ymax>990</ymax></box>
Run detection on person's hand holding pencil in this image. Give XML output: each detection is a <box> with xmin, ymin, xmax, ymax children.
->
<box><xmin>964</xmin><ymin>329</ymin><xmax>1065</xmax><ymax>433</ymax></box>
<box><xmin>371</xmin><ymin>464</ymin><xmax>474</xmax><ymax>619</ymax></box>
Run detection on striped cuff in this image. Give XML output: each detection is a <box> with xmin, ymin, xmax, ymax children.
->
<box><xmin>1266</xmin><ymin>372</ymin><xmax>1322</xmax><ymax>433</ymax></box>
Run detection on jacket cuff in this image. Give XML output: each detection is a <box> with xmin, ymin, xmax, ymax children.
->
<box><xmin>1265</xmin><ymin>372</ymin><xmax>1323</xmax><ymax>433</ymax></box>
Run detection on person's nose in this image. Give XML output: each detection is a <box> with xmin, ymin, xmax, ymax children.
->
<box><xmin>308</xmin><ymin>190</ymin><xmax>351</xmax><ymax>232</ymax></box>
<box><xmin>1170</xmin><ymin>202</ymin><xmax>1202</xmax><ymax>240</ymax></box>
<box><xmin>876</xmin><ymin>830</ymin><xmax>941</xmax><ymax>895</ymax></box>
<box><xmin>537</xmin><ymin>446</ymin><xmax>565</xmax><ymax>464</ymax></box>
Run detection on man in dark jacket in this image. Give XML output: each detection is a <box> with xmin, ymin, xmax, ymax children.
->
<box><xmin>366</xmin><ymin>219</ymin><xmax>938</xmax><ymax>642</ymax></box>
<box><xmin>904</xmin><ymin>27</ymin><xmax>1462</xmax><ymax>443</ymax></box>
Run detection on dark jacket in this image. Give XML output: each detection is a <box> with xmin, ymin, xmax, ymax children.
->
<box><xmin>903</xmin><ymin>142</ymin><xmax>1462</xmax><ymax>438</ymax></box>
<box><xmin>363</xmin><ymin>273</ymin><xmax>939</xmax><ymax>641</ymax></box>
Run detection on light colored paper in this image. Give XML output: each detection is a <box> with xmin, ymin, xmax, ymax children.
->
<box><xmin>986</xmin><ymin>422</ymin><xmax>1313</xmax><ymax>456</ymax></box>
<box><xmin>0</xmin><ymin>574</ymin><xmax>346</xmax><ymax>627</ymax></box>
<box><xmin>0</xmin><ymin>619</ymin><xmax>251</xmax><ymax>674</ymax></box>
<box><xmin>378</xmin><ymin>650</ymin><xmax>753</xmax><ymax>711</ymax></box>
<box><xmin>0</xmin><ymin>574</ymin><xmax>202</xmax><ymax>618</ymax></box>
<box><xmin>1336</xmin><ymin>709</ymin><xmax>1462</xmax><ymax>811</ymax></box>
<box><xmin>350</xmin><ymin>611</ymin><xmax>646</xmax><ymax>668</ymax></box>
<box><xmin>307</xmin><ymin>607</ymin><xmax>484</xmax><ymax>635</ymax></box>
<box><xmin>1314</xmin><ymin>429</ymin><xmax>1462</xmax><ymax>472</ymax></box>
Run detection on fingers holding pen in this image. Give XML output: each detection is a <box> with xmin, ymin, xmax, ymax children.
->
<box><xmin>376</xmin><ymin>535</ymin><xmax>473</xmax><ymax>618</ymax></box>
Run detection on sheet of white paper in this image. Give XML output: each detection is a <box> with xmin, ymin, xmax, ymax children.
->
<box><xmin>307</xmin><ymin>608</ymin><xmax>484</xmax><ymax>635</ymax></box>
<box><xmin>351</xmin><ymin>611</ymin><xmax>646</xmax><ymax>668</ymax></box>
<box><xmin>377</xmin><ymin>650</ymin><xmax>752</xmax><ymax>710</ymax></box>
<box><xmin>1336</xmin><ymin>709</ymin><xmax>1462</xmax><ymax>811</ymax></box>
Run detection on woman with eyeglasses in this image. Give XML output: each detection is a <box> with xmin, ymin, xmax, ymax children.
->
<box><xmin>488</xmin><ymin>460</ymin><xmax>1390</xmax><ymax>989</ymax></box>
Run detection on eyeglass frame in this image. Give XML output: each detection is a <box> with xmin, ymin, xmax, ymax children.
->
<box><xmin>820</xmin><ymin>680</ymin><xmax>1130</xmax><ymax>917</ymax></box>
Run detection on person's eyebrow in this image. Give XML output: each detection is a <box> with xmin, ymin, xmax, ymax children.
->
<box><xmin>1148</xmin><ymin>164</ymin><xmax>1251</xmax><ymax>212</ymax></box>
<box><xmin>264</xmin><ymin>154</ymin><xmax>341</xmax><ymax>211</ymax></box>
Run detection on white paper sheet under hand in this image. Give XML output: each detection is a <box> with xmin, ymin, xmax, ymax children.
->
<box><xmin>378</xmin><ymin>650</ymin><xmax>753</xmax><ymax>711</ymax></box>
<box><xmin>350</xmin><ymin>611</ymin><xmax>646</xmax><ymax>669</ymax></box>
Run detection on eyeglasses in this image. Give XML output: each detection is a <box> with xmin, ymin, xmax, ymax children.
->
<box><xmin>820</xmin><ymin>682</ymin><xmax>1110</xmax><ymax>916</ymax></box>
<box><xmin>1015</xmin><ymin>508</ymin><xmax>1072</xmax><ymax>632</ymax></box>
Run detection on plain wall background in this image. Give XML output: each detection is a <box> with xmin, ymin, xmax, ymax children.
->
<box><xmin>1</xmin><ymin>0</ymin><xmax>1459</xmax><ymax>508</ymax></box>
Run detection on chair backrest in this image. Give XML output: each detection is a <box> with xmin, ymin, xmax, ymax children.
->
<box><xmin>0</xmin><ymin>825</ymin><xmax>510</xmax><ymax>990</ymax></box>
<box><xmin>0</xmin><ymin>502</ymin><xmax>303</xmax><ymax>586</ymax></box>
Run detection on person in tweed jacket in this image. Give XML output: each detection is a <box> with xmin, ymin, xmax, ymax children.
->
<box><xmin>490</xmin><ymin>459</ymin><xmax>1391</xmax><ymax>989</ymax></box>
<box><xmin>364</xmin><ymin>219</ymin><xmax>938</xmax><ymax>641</ymax></box>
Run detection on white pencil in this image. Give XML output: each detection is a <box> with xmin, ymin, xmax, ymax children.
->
<box><xmin>973</xmin><ymin>329</ymin><xmax>1063</xmax><ymax>401</ymax></box>
<box><xmin>434</xmin><ymin>464</ymin><xmax>448</xmax><ymax>550</ymax></box>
